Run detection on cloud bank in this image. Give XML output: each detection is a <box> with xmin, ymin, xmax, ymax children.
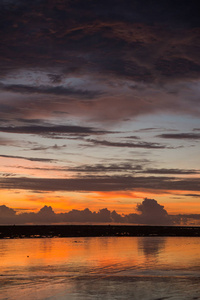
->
<box><xmin>0</xmin><ymin>198</ymin><xmax>174</xmax><ymax>225</ymax></box>
<box><xmin>1</xmin><ymin>198</ymin><xmax>199</xmax><ymax>226</ymax></box>
<box><xmin>0</xmin><ymin>176</ymin><xmax>199</xmax><ymax>192</ymax></box>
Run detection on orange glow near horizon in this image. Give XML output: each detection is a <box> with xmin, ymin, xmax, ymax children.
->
<box><xmin>1</xmin><ymin>188</ymin><xmax>200</xmax><ymax>216</ymax></box>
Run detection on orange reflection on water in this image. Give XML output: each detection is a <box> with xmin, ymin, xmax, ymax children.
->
<box><xmin>0</xmin><ymin>237</ymin><xmax>139</xmax><ymax>269</ymax></box>
<box><xmin>0</xmin><ymin>236</ymin><xmax>200</xmax><ymax>276</ymax></box>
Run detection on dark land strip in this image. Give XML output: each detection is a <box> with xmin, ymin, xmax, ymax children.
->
<box><xmin>0</xmin><ymin>225</ymin><xmax>200</xmax><ymax>239</ymax></box>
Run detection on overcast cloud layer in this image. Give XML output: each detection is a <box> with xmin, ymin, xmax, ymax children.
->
<box><xmin>0</xmin><ymin>0</ymin><xmax>200</xmax><ymax>123</ymax></box>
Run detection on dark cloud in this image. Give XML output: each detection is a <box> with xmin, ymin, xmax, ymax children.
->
<box><xmin>142</xmin><ymin>168</ymin><xmax>200</xmax><ymax>175</ymax></box>
<box><xmin>0</xmin><ymin>198</ymin><xmax>173</xmax><ymax>225</ymax></box>
<box><xmin>172</xmin><ymin>213</ymin><xmax>200</xmax><ymax>225</ymax></box>
<box><xmin>0</xmin><ymin>0</ymin><xmax>199</xmax><ymax>127</ymax></box>
<box><xmin>136</xmin><ymin>198</ymin><xmax>172</xmax><ymax>225</ymax></box>
<box><xmin>134</xmin><ymin>128</ymin><xmax>178</xmax><ymax>133</ymax></box>
<box><xmin>68</xmin><ymin>163</ymin><xmax>142</xmax><ymax>173</ymax></box>
<box><xmin>124</xmin><ymin>135</ymin><xmax>140</xmax><ymax>139</ymax></box>
<box><xmin>184</xmin><ymin>193</ymin><xmax>200</xmax><ymax>198</ymax></box>
<box><xmin>0</xmin><ymin>154</ymin><xmax>56</xmax><ymax>163</ymax></box>
<box><xmin>0</xmin><ymin>175</ymin><xmax>199</xmax><ymax>192</ymax></box>
<box><xmin>155</xmin><ymin>57</ymin><xmax>200</xmax><ymax>80</ymax></box>
<box><xmin>0</xmin><ymin>205</ymin><xmax>17</xmax><ymax>224</ymax></box>
<box><xmin>6</xmin><ymin>198</ymin><xmax>200</xmax><ymax>225</ymax></box>
<box><xmin>0</xmin><ymin>205</ymin><xmax>16</xmax><ymax>217</ymax></box>
<box><xmin>179</xmin><ymin>214</ymin><xmax>200</xmax><ymax>220</ymax></box>
<box><xmin>0</xmin><ymin>205</ymin><xmax>112</xmax><ymax>224</ymax></box>
<box><xmin>0</xmin><ymin>125</ymin><xmax>110</xmax><ymax>137</ymax></box>
<box><xmin>0</xmin><ymin>3</ymin><xmax>200</xmax><ymax>123</ymax></box>
<box><xmin>1</xmin><ymin>173</ymin><xmax>15</xmax><ymax>177</ymax></box>
<box><xmin>0</xmin><ymin>83</ymin><xmax>103</xmax><ymax>99</ymax></box>
<box><xmin>2</xmin><ymin>198</ymin><xmax>200</xmax><ymax>225</ymax></box>
<box><xmin>31</xmin><ymin>144</ymin><xmax>67</xmax><ymax>151</ymax></box>
<box><xmin>0</xmin><ymin>0</ymin><xmax>200</xmax><ymax>84</ymax></box>
<box><xmin>157</xmin><ymin>133</ymin><xmax>200</xmax><ymax>140</ymax></box>
<box><xmin>48</xmin><ymin>73</ymin><xmax>63</xmax><ymax>84</ymax></box>
<box><xmin>87</xmin><ymin>139</ymin><xmax>170</xmax><ymax>149</ymax></box>
<box><xmin>62</xmin><ymin>208</ymin><xmax>114</xmax><ymax>224</ymax></box>
<box><xmin>134</xmin><ymin>128</ymin><xmax>159</xmax><ymax>133</ymax></box>
<box><xmin>0</xmin><ymin>205</ymin><xmax>57</xmax><ymax>225</ymax></box>
<box><xmin>15</xmin><ymin>162</ymin><xmax>144</xmax><ymax>175</ymax></box>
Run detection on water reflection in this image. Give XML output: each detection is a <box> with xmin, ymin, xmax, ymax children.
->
<box><xmin>39</xmin><ymin>238</ymin><xmax>53</xmax><ymax>254</ymax></box>
<box><xmin>0</xmin><ymin>236</ymin><xmax>200</xmax><ymax>274</ymax></box>
<box><xmin>138</xmin><ymin>237</ymin><xmax>166</xmax><ymax>258</ymax></box>
<box><xmin>0</xmin><ymin>237</ymin><xmax>200</xmax><ymax>299</ymax></box>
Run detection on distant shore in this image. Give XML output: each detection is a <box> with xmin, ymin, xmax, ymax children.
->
<box><xmin>0</xmin><ymin>225</ymin><xmax>200</xmax><ymax>238</ymax></box>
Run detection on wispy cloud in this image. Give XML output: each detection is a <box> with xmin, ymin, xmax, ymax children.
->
<box><xmin>0</xmin><ymin>137</ymin><xmax>14</xmax><ymax>146</ymax></box>
<box><xmin>157</xmin><ymin>133</ymin><xmax>200</xmax><ymax>140</ymax></box>
<box><xmin>0</xmin><ymin>175</ymin><xmax>199</xmax><ymax>192</ymax></box>
<box><xmin>142</xmin><ymin>168</ymin><xmax>200</xmax><ymax>175</ymax></box>
<box><xmin>184</xmin><ymin>194</ymin><xmax>200</xmax><ymax>198</ymax></box>
<box><xmin>0</xmin><ymin>154</ymin><xmax>56</xmax><ymax>163</ymax></box>
<box><xmin>30</xmin><ymin>144</ymin><xmax>67</xmax><ymax>151</ymax></box>
<box><xmin>0</xmin><ymin>125</ymin><xmax>111</xmax><ymax>137</ymax></box>
<box><xmin>87</xmin><ymin>139</ymin><xmax>170</xmax><ymax>149</ymax></box>
<box><xmin>68</xmin><ymin>163</ymin><xmax>142</xmax><ymax>173</ymax></box>
<box><xmin>0</xmin><ymin>83</ymin><xmax>103</xmax><ymax>99</ymax></box>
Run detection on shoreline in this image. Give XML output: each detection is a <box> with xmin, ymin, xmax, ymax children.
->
<box><xmin>0</xmin><ymin>225</ymin><xmax>200</xmax><ymax>238</ymax></box>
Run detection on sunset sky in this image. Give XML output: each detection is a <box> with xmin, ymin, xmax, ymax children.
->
<box><xmin>0</xmin><ymin>0</ymin><xmax>200</xmax><ymax>224</ymax></box>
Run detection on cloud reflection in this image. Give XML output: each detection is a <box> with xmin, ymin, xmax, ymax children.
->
<box><xmin>138</xmin><ymin>237</ymin><xmax>166</xmax><ymax>258</ymax></box>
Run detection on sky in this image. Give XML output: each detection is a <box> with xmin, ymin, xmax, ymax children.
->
<box><xmin>0</xmin><ymin>0</ymin><xmax>200</xmax><ymax>225</ymax></box>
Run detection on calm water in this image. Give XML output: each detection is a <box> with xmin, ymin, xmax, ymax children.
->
<box><xmin>0</xmin><ymin>237</ymin><xmax>200</xmax><ymax>300</ymax></box>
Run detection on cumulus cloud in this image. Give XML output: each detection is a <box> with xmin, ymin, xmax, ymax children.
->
<box><xmin>3</xmin><ymin>198</ymin><xmax>200</xmax><ymax>225</ymax></box>
<box><xmin>0</xmin><ymin>198</ymin><xmax>174</xmax><ymax>225</ymax></box>
<box><xmin>125</xmin><ymin>199</ymin><xmax>172</xmax><ymax>226</ymax></box>
<box><xmin>135</xmin><ymin>198</ymin><xmax>172</xmax><ymax>225</ymax></box>
<box><xmin>0</xmin><ymin>205</ymin><xmax>16</xmax><ymax>224</ymax></box>
<box><xmin>9</xmin><ymin>206</ymin><xmax>57</xmax><ymax>224</ymax></box>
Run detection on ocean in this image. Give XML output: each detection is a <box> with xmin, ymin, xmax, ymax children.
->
<box><xmin>0</xmin><ymin>236</ymin><xmax>200</xmax><ymax>299</ymax></box>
